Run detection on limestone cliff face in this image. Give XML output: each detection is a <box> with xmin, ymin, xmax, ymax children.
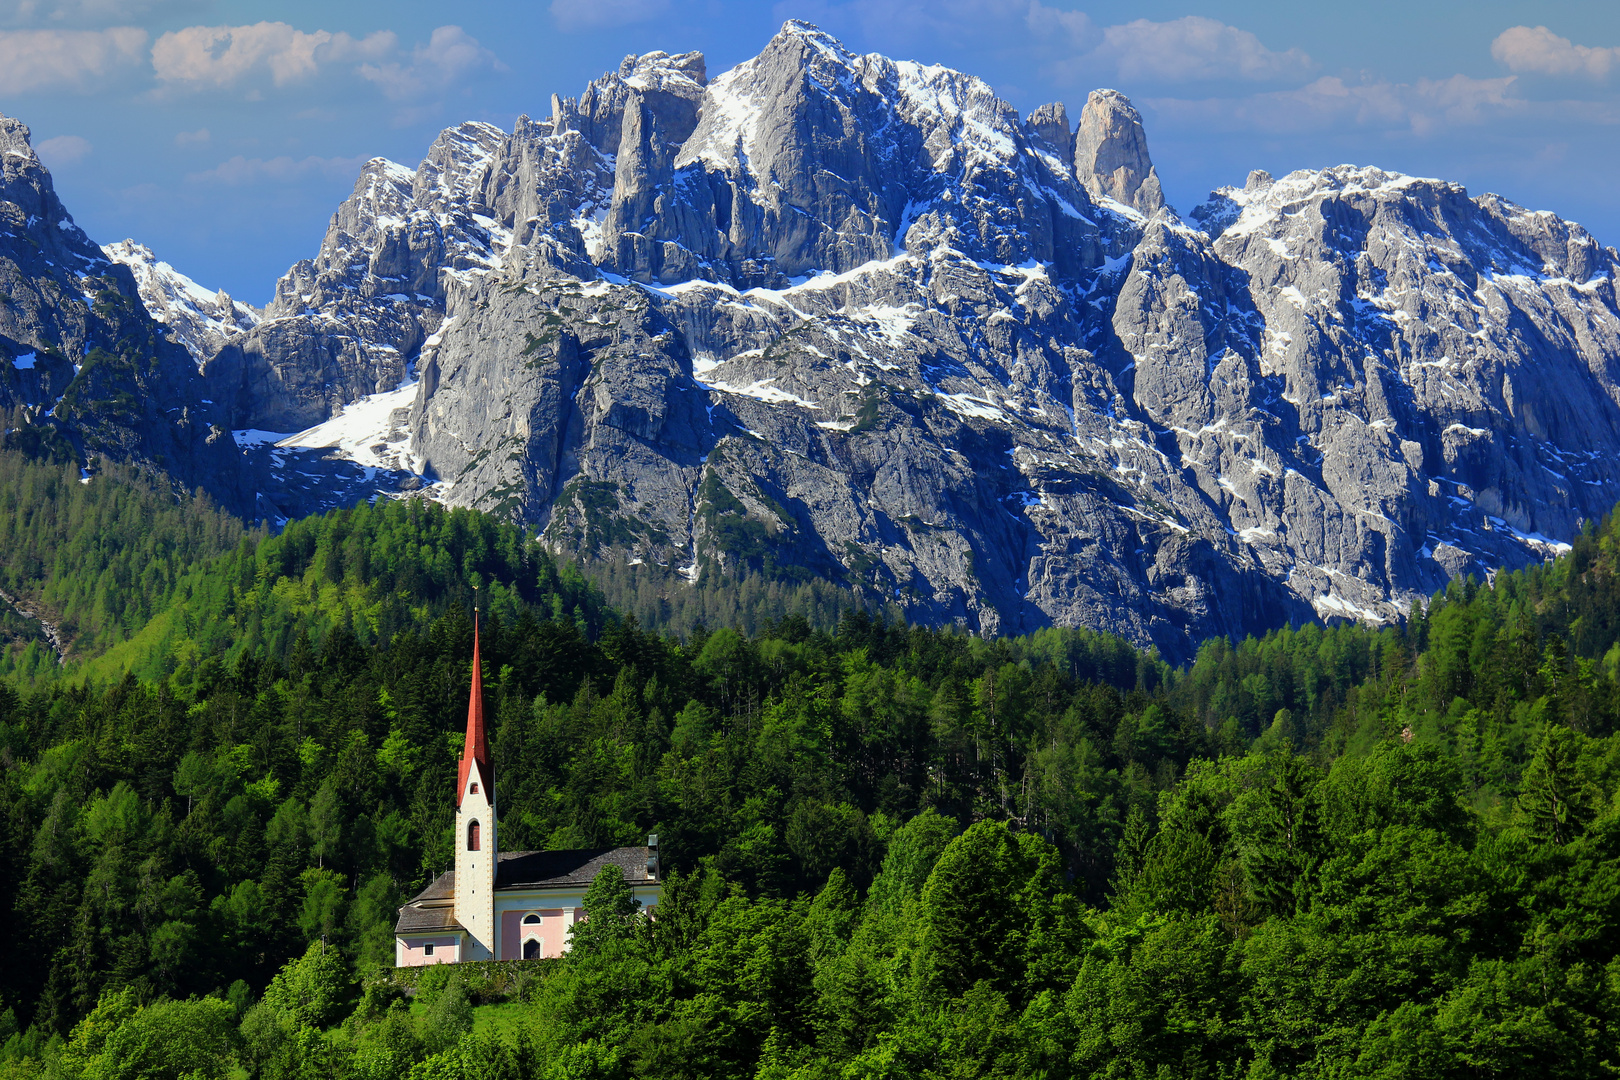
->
<box><xmin>205</xmin><ymin>124</ymin><xmax>512</xmax><ymax>433</ymax></box>
<box><xmin>404</xmin><ymin>27</ymin><xmax>1620</xmax><ymax>656</ymax></box>
<box><xmin>69</xmin><ymin>21</ymin><xmax>1620</xmax><ymax>656</ymax></box>
<box><xmin>1026</xmin><ymin>102</ymin><xmax>1072</xmax><ymax>159</ymax></box>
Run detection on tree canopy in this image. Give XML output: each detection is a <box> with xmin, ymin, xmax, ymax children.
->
<box><xmin>0</xmin><ymin>453</ymin><xmax>1619</xmax><ymax>1078</ymax></box>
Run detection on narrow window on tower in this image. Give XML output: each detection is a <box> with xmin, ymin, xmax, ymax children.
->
<box><xmin>468</xmin><ymin>820</ymin><xmax>481</xmax><ymax>851</ymax></box>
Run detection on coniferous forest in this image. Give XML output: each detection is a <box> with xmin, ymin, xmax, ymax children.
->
<box><xmin>0</xmin><ymin>449</ymin><xmax>1617</xmax><ymax>1078</ymax></box>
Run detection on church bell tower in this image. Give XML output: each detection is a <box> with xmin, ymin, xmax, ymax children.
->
<box><xmin>454</xmin><ymin>607</ymin><xmax>497</xmax><ymax>960</ymax></box>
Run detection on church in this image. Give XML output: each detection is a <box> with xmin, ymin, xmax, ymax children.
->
<box><xmin>394</xmin><ymin>618</ymin><xmax>661</xmax><ymax>965</ymax></box>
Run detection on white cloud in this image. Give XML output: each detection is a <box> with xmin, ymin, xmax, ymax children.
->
<box><xmin>1022</xmin><ymin>7</ymin><xmax>1313</xmax><ymax>85</ymax></box>
<box><xmin>186</xmin><ymin>153</ymin><xmax>368</xmax><ymax>186</ymax></box>
<box><xmin>359</xmin><ymin>25</ymin><xmax>503</xmax><ymax>100</ymax></box>
<box><xmin>151</xmin><ymin>22</ymin><xmax>396</xmax><ymax>90</ymax></box>
<box><xmin>0</xmin><ymin>26</ymin><xmax>145</xmax><ymax>92</ymax></box>
<box><xmin>1492</xmin><ymin>25</ymin><xmax>1620</xmax><ymax>80</ymax></box>
<box><xmin>35</xmin><ymin>133</ymin><xmax>91</xmax><ymax>165</ymax></box>
<box><xmin>1023</xmin><ymin>1</ymin><xmax>1094</xmax><ymax>46</ymax></box>
<box><xmin>550</xmin><ymin>0</ymin><xmax>670</xmax><ymax>33</ymax></box>
<box><xmin>150</xmin><ymin>21</ymin><xmax>500</xmax><ymax>102</ymax></box>
<box><xmin>1089</xmin><ymin>16</ymin><xmax>1315</xmax><ymax>83</ymax></box>
<box><xmin>1149</xmin><ymin>73</ymin><xmax>1521</xmax><ymax>137</ymax></box>
<box><xmin>174</xmin><ymin>126</ymin><xmax>208</xmax><ymax>145</ymax></box>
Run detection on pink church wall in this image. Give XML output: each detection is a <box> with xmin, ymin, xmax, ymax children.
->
<box><xmin>543</xmin><ymin>909</ymin><xmax>570</xmax><ymax>957</ymax></box>
<box><xmin>498</xmin><ymin>910</ymin><xmax>522</xmax><ymax>961</ymax></box>
<box><xmin>398</xmin><ymin>935</ymin><xmax>458</xmax><ymax>966</ymax></box>
<box><xmin>499</xmin><ymin>907</ymin><xmax>568</xmax><ymax>959</ymax></box>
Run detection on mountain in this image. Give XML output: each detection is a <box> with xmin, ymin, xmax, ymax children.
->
<box><xmin>8</xmin><ymin>21</ymin><xmax>1620</xmax><ymax>658</ymax></box>
<box><xmin>0</xmin><ymin>116</ymin><xmax>253</xmax><ymax>509</ymax></box>
<box><xmin>205</xmin><ymin>125</ymin><xmax>513</xmax><ymax>436</ymax></box>
<box><xmin>102</xmin><ymin>238</ymin><xmax>261</xmax><ymax>366</ymax></box>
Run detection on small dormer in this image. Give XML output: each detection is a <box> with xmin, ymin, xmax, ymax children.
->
<box><xmin>461</xmin><ymin>756</ymin><xmax>492</xmax><ymax>807</ymax></box>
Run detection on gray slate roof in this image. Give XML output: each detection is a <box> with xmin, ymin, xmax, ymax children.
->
<box><xmin>496</xmin><ymin>846</ymin><xmax>655</xmax><ymax>891</ymax></box>
<box><xmin>394</xmin><ymin>847</ymin><xmax>655</xmax><ymax>935</ymax></box>
<box><xmin>413</xmin><ymin>870</ymin><xmax>456</xmax><ymax>902</ymax></box>
<box><xmin>394</xmin><ymin>903</ymin><xmax>462</xmax><ymax>934</ymax></box>
<box><xmin>395</xmin><ymin>870</ymin><xmax>462</xmax><ymax>935</ymax></box>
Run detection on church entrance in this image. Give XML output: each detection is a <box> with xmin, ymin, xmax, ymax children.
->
<box><xmin>523</xmin><ymin>937</ymin><xmax>541</xmax><ymax>960</ymax></box>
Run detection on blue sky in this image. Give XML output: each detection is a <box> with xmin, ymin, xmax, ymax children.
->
<box><xmin>5</xmin><ymin>0</ymin><xmax>1619</xmax><ymax>304</ymax></box>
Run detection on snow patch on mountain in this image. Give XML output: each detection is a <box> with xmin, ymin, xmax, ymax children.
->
<box><xmin>277</xmin><ymin>376</ymin><xmax>419</xmax><ymax>473</ymax></box>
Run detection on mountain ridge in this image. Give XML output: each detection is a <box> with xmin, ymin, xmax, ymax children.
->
<box><xmin>0</xmin><ymin>114</ymin><xmax>254</xmax><ymax>513</ymax></box>
<box><xmin>5</xmin><ymin>20</ymin><xmax>1620</xmax><ymax>659</ymax></box>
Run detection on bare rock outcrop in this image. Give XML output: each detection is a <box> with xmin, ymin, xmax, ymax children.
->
<box><xmin>1026</xmin><ymin>102</ymin><xmax>1072</xmax><ymax>160</ymax></box>
<box><xmin>1074</xmin><ymin>88</ymin><xmax>1165</xmax><ymax>215</ymax></box>
<box><xmin>103</xmin><ymin>239</ymin><xmax>260</xmax><ymax>366</ymax></box>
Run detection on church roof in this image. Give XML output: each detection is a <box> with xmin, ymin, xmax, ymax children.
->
<box><xmin>394</xmin><ymin>845</ymin><xmax>657</xmax><ymax>933</ymax></box>
<box><xmin>394</xmin><ymin>870</ymin><xmax>463</xmax><ymax>935</ymax></box>
<box><xmin>412</xmin><ymin>869</ymin><xmax>456</xmax><ymax>902</ymax></box>
<box><xmin>495</xmin><ymin>846</ymin><xmax>656</xmax><ymax>890</ymax></box>
<box><xmin>395</xmin><ymin>903</ymin><xmax>463</xmax><ymax>934</ymax></box>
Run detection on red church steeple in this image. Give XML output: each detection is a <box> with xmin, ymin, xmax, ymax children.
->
<box><xmin>456</xmin><ymin>608</ymin><xmax>492</xmax><ymax>806</ymax></box>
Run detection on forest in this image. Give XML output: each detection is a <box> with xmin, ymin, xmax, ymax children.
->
<box><xmin>0</xmin><ymin>446</ymin><xmax>1615</xmax><ymax>1078</ymax></box>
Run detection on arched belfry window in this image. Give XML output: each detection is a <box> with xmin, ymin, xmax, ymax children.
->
<box><xmin>522</xmin><ymin>913</ymin><xmax>541</xmax><ymax>925</ymax></box>
<box><xmin>467</xmin><ymin>820</ymin><xmax>481</xmax><ymax>851</ymax></box>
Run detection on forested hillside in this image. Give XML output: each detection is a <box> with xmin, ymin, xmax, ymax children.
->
<box><xmin>0</xmin><ymin>450</ymin><xmax>875</xmax><ymax>685</ymax></box>
<box><xmin>0</xmin><ymin>455</ymin><xmax>1616</xmax><ymax>1077</ymax></box>
<box><xmin>0</xmin><ymin>452</ymin><xmax>254</xmax><ymax>677</ymax></box>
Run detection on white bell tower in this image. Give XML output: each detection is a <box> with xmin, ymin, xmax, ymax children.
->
<box><xmin>453</xmin><ymin>605</ymin><xmax>497</xmax><ymax>960</ymax></box>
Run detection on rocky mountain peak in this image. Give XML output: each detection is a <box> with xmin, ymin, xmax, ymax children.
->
<box><xmin>418</xmin><ymin>121</ymin><xmax>507</xmax><ymax>213</ymax></box>
<box><xmin>1205</xmin><ymin>163</ymin><xmax>1615</xmax><ymax>284</ymax></box>
<box><xmin>56</xmin><ymin>26</ymin><xmax>1620</xmax><ymax>656</ymax></box>
<box><xmin>1075</xmin><ymin>88</ymin><xmax>1164</xmax><ymax>215</ymax></box>
<box><xmin>553</xmin><ymin>47</ymin><xmax>709</xmax><ymax>169</ymax></box>
<box><xmin>772</xmin><ymin>19</ymin><xmax>858</xmax><ymax>63</ymax></box>
<box><xmin>618</xmin><ymin>49</ymin><xmax>707</xmax><ymax>93</ymax></box>
<box><xmin>0</xmin><ymin>112</ymin><xmax>251</xmax><ymax>516</ymax></box>
<box><xmin>1026</xmin><ymin>102</ymin><xmax>1072</xmax><ymax>159</ymax></box>
<box><xmin>319</xmin><ymin>158</ymin><xmax>420</xmax><ymax>264</ymax></box>
<box><xmin>103</xmin><ymin>239</ymin><xmax>260</xmax><ymax>366</ymax></box>
<box><xmin>621</xmin><ymin>20</ymin><xmax>1118</xmax><ymax>286</ymax></box>
<box><xmin>0</xmin><ymin>114</ymin><xmax>37</xmax><ymax>162</ymax></box>
<box><xmin>0</xmin><ymin>113</ymin><xmax>110</xmax><ymax>282</ymax></box>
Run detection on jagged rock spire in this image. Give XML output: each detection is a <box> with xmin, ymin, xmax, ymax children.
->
<box><xmin>455</xmin><ymin>610</ymin><xmax>491</xmax><ymax>805</ymax></box>
<box><xmin>1074</xmin><ymin>88</ymin><xmax>1165</xmax><ymax>214</ymax></box>
<box><xmin>1025</xmin><ymin>102</ymin><xmax>1072</xmax><ymax>159</ymax></box>
<box><xmin>1</xmin><ymin>114</ymin><xmax>38</xmax><ymax>161</ymax></box>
